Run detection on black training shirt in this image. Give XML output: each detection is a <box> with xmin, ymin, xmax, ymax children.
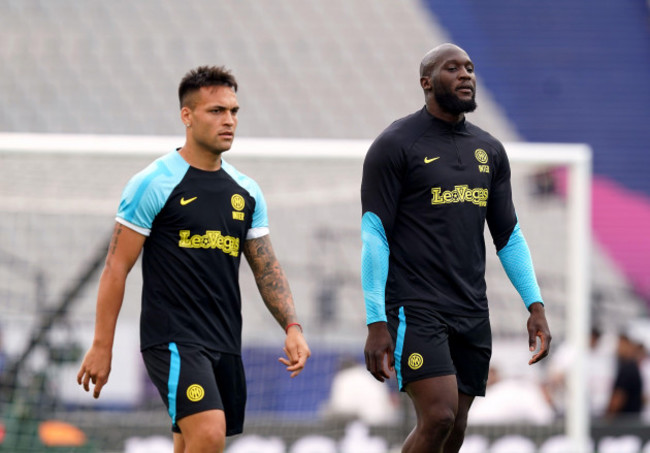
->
<box><xmin>361</xmin><ymin>107</ymin><xmax>517</xmax><ymax>316</ymax></box>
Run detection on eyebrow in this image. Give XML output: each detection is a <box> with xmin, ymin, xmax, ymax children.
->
<box><xmin>206</xmin><ymin>103</ymin><xmax>239</xmax><ymax>111</ymax></box>
<box><xmin>442</xmin><ymin>57</ymin><xmax>473</xmax><ymax>66</ymax></box>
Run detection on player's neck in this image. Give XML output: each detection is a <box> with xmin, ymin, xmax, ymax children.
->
<box><xmin>425</xmin><ymin>104</ymin><xmax>464</xmax><ymax>124</ymax></box>
<box><xmin>178</xmin><ymin>144</ymin><xmax>223</xmax><ymax>171</ymax></box>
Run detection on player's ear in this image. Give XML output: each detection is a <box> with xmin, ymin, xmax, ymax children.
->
<box><xmin>420</xmin><ymin>76</ymin><xmax>433</xmax><ymax>92</ymax></box>
<box><xmin>180</xmin><ymin>106</ymin><xmax>191</xmax><ymax>127</ymax></box>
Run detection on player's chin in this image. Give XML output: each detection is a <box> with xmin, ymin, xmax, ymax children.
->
<box><xmin>215</xmin><ymin>137</ymin><xmax>234</xmax><ymax>152</ymax></box>
<box><xmin>207</xmin><ymin>143</ymin><xmax>231</xmax><ymax>155</ymax></box>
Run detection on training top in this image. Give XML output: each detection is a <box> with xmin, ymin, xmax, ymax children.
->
<box><xmin>361</xmin><ymin>107</ymin><xmax>524</xmax><ymax>319</ymax></box>
<box><xmin>116</xmin><ymin>149</ymin><xmax>269</xmax><ymax>354</ymax></box>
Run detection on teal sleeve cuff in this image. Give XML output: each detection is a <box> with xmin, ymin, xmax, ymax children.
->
<box><xmin>361</xmin><ymin>212</ymin><xmax>389</xmax><ymax>324</ymax></box>
<box><xmin>497</xmin><ymin>222</ymin><xmax>543</xmax><ymax>309</ymax></box>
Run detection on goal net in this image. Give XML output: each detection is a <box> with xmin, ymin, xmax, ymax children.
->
<box><xmin>0</xmin><ymin>133</ymin><xmax>591</xmax><ymax>452</ymax></box>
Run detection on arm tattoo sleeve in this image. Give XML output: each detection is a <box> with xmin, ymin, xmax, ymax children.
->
<box><xmin>243</xmin><ymin>235</ymin><xmax>297</xmax><ymax>328</ymax></box>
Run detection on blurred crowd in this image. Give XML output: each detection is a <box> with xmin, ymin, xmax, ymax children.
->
<box><xmin>543</xmin><ymin>325</ymin><xmax>648</xmax><ymax>422</ymax></box>
<box><xmin>323</xmin><ymin>322</ymin><xmax>650</xmax><ymax>427</ymax></box>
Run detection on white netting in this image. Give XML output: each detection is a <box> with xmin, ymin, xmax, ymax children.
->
<box><xmin>0</xmin><ymin>135</ymin><xmax>599</xmax><ymax>452</ymax></box>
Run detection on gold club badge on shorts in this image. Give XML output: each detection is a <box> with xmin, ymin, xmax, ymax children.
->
<box><xmin>408</xmin><ymin>353</ymin><xmax>424</xmax><ymax>370</ymax></box>
<box><xmin>186</xmin><ymin>384</ymin><xmax>205</xmax><ymax>402</ymax></box>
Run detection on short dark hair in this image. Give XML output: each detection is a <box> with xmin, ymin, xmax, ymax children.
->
<box><xmin>178</xmin><ymin>65</ymin><xmax>238</xmax><ymax>108</ymax></box>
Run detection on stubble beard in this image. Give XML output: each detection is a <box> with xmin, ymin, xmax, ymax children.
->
<box><xmin>199</xmin><ymin>135</ymin><xmax>233</xmax><ymax>156</ymax></box>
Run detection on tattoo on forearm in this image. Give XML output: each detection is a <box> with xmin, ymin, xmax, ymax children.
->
<box><xmin>244</xmin><ymin>236</ymin><xmax>296</xmax><ymax>328</ymax></box>
<box><xmin>109</xmin><ymin>224</ymin><xmax>123</xmax><ymax>256</ymax></box>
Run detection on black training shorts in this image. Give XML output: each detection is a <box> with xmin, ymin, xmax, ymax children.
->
<box><xmin>142</xmin><ymin>343</ymin><xmax>246</xmax><ymax>436</ymax></box>
<box><xmin>387</xmin><ymin>305</ymin><xmax>492</xmax><ymax>396</ymax></box>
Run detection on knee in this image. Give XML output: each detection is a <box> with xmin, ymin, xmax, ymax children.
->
<box><xmin>188</xmin><ymin>425</ymin><xmax>226</xmax><ymax>452</ymax></box>
<box><xmin>421</xmin><ymin>406</ymin><xmax>456</xmax><ymax>434</ymax></box>
<box><xmin>205</xmin><ymin>426</ymin><xmax>226</xmax><ymax>452</ymax></box>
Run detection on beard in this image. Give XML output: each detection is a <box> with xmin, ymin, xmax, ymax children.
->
<box><xmin>434</xmin><ymin>85</ymin><xmax>477</xmax><ymax>115</ymax></box>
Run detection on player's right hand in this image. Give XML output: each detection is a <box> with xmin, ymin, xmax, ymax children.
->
<box><xmin>76</xmin><ymin>346</ymin><xmax>112</xmax><ymax>399</ymax></box>
<box><xmin>364</xmin><ymin>321</ymin><xmax>394</xmax><ymax>382</ymax></box>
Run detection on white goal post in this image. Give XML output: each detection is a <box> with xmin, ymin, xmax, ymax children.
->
<box><xmin>0</xmin><ymin>133</ymin><xmax>592</xmax><ymax>451</ymax></box>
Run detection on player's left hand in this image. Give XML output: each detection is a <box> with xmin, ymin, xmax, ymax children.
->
<box><xmin>279</xmin><ymin>326</ymin><xmax>311</xmax><ymax>377</ymax></box>
<box><xmin>527</xmin><ymin>302</ymin><xmax>552</xmax><ymax>365</ymax></box>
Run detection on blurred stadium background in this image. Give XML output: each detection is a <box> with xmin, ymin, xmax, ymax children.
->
<box><xmin>0</xmin><ymin>0</ymin><xmax>649</xmax><ymax>452</ymax></box>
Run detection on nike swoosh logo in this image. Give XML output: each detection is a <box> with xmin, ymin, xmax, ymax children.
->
<box><xmin>424</xmin><ymin>157</ymin><xmax>440</xmax><ymax>164</ymax></box>
<box><xmin>180</xmin><ymin>196</ymin><xmax>197</xmax><ymax>206</ymax></box>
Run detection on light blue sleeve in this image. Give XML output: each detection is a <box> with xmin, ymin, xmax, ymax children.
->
<box><xmin>497</xmin><ymin>221</ymin><xmax>544</xmax><ymax>309</ymax></box>
<box><xmin>116</xmin><ymin>151</ymin><xmax>188</xmax><ymax>235</ymax></box>
<box><xmin>361</xmin><ymin>211</ymin><xmax>390</xmax><ymax>324</ymax></box>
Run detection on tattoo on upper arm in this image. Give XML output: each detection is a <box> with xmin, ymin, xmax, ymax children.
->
<box><xmin>244</xmin><ymin>235</ymin><xmax>296</xmax><ymax>326</ymax></box>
